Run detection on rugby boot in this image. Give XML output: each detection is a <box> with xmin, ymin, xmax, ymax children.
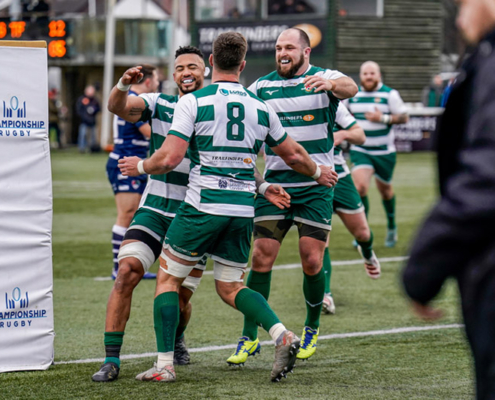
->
<box><xmin>385</xmin><ymin>228</ymin><xmax>398</xmax><ymax>248</ymax></box>
<box><xmin>271</xmin><ymin>330</ymin><xmax>300</xmax><ymax>382</ymax></box>
<box><xmin>135</xmin><ymin>363</ymin><xmax>176</xmax><ymax>382</ymax></box>
<box><xmin>322</xmin><ymin>293</ymin><xmax>336</xmax><ymax>315</ymax></box>
<box><xmin>226</xmin><ymin>336</ymin><xmax>260</xmax><ymax>366</ymax></box>
<box><xmin>92</xmin><ymin>362</ymin><xmax>120</xmax><ymax>382</ymax></box>
<box><xmin>174</xmin><ymin>336</ymin><xmax>191</xmax><ymax>365</ymax></box>
<box><xmin>296</xmin><ymin>326</ymin><xmax>319</xmax><ymax>360</ymax></box>
<box><xmin>358</xmin><ymin>246</ymin><xmax>381</xmax><ymax>279</ymax></box>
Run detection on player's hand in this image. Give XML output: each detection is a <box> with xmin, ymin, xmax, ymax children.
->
<box><xmin>365</xmin><ymin>107</ymin><xmax>383</xmax><ymax>123</ymax></box>
<box><xmin>410</xmin><ymin>300</ymin><xmax>443</xmax><ymax>321</ymax></box>
<box><xmin>316</xmin><ymin>165</ymin><xmax>338</xmax><ymax>187</ymax></box>
<box><xmin>333</xmin><ymin>130</ymin><xmax>346</xmax><ymax>147</ymax></box>
<box><xmin>118</xmin><ymin>156</ymin><xmax>142</xmax><ymax>176</ymax></box>
<box><xmin>121</xmin><ymin>66</ymin><xmax>144</xmax><ymax>86</ymax></box>
<box><xmin>303</xmin><ymin>75</ymin><xmax>334</xmax><ymax>93</ymax></box>
<box><xmin>264</xmin><ymin>184</ymin><xmax>291</xmax><ymax>210</ymax></box>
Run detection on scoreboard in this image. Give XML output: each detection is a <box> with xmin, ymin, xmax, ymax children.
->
<box><xmin>0</xmin><ymin>19</ymin><xmax>70</xmax><ymax>58</ymax></box>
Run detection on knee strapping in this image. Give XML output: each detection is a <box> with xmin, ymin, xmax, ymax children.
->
<box><xmin>118</xmin><ymin>242</ymin><xmax>156</xmax><ymax>272</ymax></box>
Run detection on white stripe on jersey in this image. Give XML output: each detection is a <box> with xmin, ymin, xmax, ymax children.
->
<box><xmin>285</xmin><ymin>124</ymin><xmax>329</xmax><ymax>142</ymax></box>
<box><xmin>356</xmin><ymin>119</ymin><xmax>388</xmax><ymax>131</ymax></box>
<box><xmin>145</xmin><ymin>179</ymin><xmax>188</xmax><ymax>201</ymax></box>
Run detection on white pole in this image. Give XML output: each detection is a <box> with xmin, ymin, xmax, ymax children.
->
<box><xmin>166</xmin><ymin>0</ymin><xmax>179</xmax><ymax>95</ymax></box>
<box><xmin>88</xmin><ymin>0</ymin><xmax>96</xmax><ymax>17</ymax></box>
<box><xmin>100</xmin><ymin>0</ymin><xmax>116</xmax><ymax>149</ymax></box>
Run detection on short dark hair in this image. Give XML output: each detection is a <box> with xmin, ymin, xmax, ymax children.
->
<box><xmin>175</xmin><ymin>46</ymin><xmax>204</xmax><ymax>59</ymax></box>
<box><xmin>212</xmin><ymin>32</ymin><xmax>247</xmax><ymax>72</ymax></box>
<box><xmin>140</xmin><ymin>64</ymin><xmax>157</xmax><ymax>82</ymax></box>
<box><xmin>293</xmin><ymin>28</ymin><xmax>311</xmax><ymax>48</ymax></box>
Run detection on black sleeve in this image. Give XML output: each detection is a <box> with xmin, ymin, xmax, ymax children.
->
<box><xmin>403</xmin><ymin>57</ymin><xmax>495</xmax><ymax>304</ymax></box>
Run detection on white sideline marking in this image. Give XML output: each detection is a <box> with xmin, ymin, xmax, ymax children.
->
<box><xmin>93</xmin><ymin>256</ymin><xmax>409</xmax><ymax>281</ymax></box>
<box><xmin>55</xmin><ymin>323</ymin><xmax>462</xmax><ymax>365</ymax></box>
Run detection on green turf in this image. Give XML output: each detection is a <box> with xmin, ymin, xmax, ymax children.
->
<box><xmin>0</xmin><ymin>149</ymin><xmax>473</xmax><ymax>399</ymax></box>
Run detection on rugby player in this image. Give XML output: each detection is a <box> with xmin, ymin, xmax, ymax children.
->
<box><xmin>227</xmin><ymin>28</ymin><xmax>358</xmax><ymax>365</ymax></box>
<box><xmin>119</xmin><ymin>32</ymin><xmax>338</xmax><ymax>383</ymax></box>
<box><xmin>346</xmin><ymin>61</ymin><xmax>408</xmax><ymax>247</ymax></box>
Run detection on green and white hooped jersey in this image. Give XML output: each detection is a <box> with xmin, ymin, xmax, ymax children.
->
<box><xmin>168</xmin><ymin>82</ymin><xmax>287</xmax><ymax>218</ymax></box>
<box><xmin>138</xmin><ymin>93</ymin><xmax>190</xmax><ymax>218</ymax></box>
<box><xmin>333</xmin><ymin>102</ymin><xmax>356</xmax><ymax>178</ymax></box>
<box><xmin>346</xmin><ymin>82</ymin><xmax>407</xmax><ymax>155</ymax></box>
<box><xmin>249</xmin><ymin>64</ymin><xmax>345</xmax><ymax>188</ymax></box>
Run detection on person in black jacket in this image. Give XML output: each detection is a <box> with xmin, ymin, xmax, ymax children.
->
<box><xmin>403</xmin><ymin>1</ymin><xmax>495</xmax><ymax>399</ymax></box>
<box><xmin>76</xmin><ymin>85</ymin><xmax>100</xmax><ymax>153</ymax></box>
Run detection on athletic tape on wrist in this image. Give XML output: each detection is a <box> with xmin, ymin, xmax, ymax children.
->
<box><xmin>117</xmin><ymin>78</ymin><xmax>131</xmax><ymax>92</ymax></box>
<box><xmin>311</xmin><ymin>165</ymin><xmax>322</xmax><ymax>180</ymax></box>
<box><xmin>137</xmin><ymin>160</ymin><xmax>146</xmax><ymax>175</ymax></box>
<box><xmin>381</xmin><ymin>114</ymin><xmax>391</xmax><ymax>125</ymax></box>
<box><xmin>258</xmin><ymin>182</ymin><xmax>271</xmax><ymax>196</ymax></box>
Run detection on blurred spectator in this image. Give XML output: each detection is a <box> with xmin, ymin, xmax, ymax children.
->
<box><xmin>48</xmin><ymin>88</ymin><xmax>63</xmax><ymax>149</ymax></box>
<box><xmin>440</xmin><ymin>77</ymin><xmax>455</xmax><ymax>107</ymax></box>
<box><xmin>269</xmin><ymin>0</ymin><xmax>315</xmax><ymax>14</ymax></box>
<box><xmin>422</xmin><ymin>74</ymin><xmax>445</xmax><ymax>107</ymax></box>
<box><xmin>76</xmin><ymin>85</ymin><xmax>100</xmax><ymax>153</ymax></box>
<box><xmin>228</xmin><ymin>7</ymin><xmax>242</xmax><ymax>18</ymax></box>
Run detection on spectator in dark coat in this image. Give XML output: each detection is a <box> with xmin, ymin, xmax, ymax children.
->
<box><xmin>76</xmin><ymin>85</ymin><xmax>100</xmax><ymax>153</ymax></box>
<box><xmin>403</xmin><ymin>1</ymin><xmax>495</xmax><ymax>399</ymax></box>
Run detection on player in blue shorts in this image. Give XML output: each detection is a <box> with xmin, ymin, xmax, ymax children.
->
<box><xmin>106</xmin><ymin>64</ymin><xmax>159</xmax><ymax>279</ymax></box>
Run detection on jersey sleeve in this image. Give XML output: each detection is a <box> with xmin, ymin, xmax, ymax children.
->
<box><xmin>335</xmin><ymin>102</ymin><xmax>356</xmax><ymax>130</ymax></box>
<box><xmin>388</xmin><ymin>89</ymin><xmax>408</xmax><ymax>115</ymax></box>
<box><xmin>247</xmin><ymin>80</ymin><xmax>259</xmax><ymax>96</ymax></box>
<box><xmin>168</xmin><ymin>94</ymin><xmax>197</xmax><ymax>143</ymax></box>
<box><xmin>138</xmin><ymin>92</ymin><xmax>159</xmax><ymax>122</ymax></box>
<box><xmin>319</xmin><ymin>68</ymin><xmax>347</xmax><ymax>80</ymax></box>
<box><xmin>265</xmin><ymin>103</ymin><xmax>288</xmax><ymax>147</ymax></box>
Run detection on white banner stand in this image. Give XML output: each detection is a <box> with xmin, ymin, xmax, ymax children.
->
<box><xmin>0</xmin><ymin>41</ymin><xmax>54</xmax><ymax>372</ymax></box>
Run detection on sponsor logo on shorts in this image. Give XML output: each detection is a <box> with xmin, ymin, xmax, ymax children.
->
<box><xmin>171</xmin><ymin>244</ymin><xmax>199</xmax><ymax>257</ymax></box>
<box><xmin>131</xmin><ymin>180</ymin><xmax>141</xmax><ymax>190</ymax></box>
<box><xmin>303</xmin><ymin>115</ymin><xmax>314</xmax><ymax>122</ymax></box>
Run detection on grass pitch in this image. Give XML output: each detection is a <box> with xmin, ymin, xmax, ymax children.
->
<box><xmin>0</xmin><ymin>150</ymin><xmax>473</xmax><ymax>399</ymax></box>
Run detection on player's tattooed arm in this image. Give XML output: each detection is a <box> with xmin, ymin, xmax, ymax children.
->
<box><xmin>108</xmin><ymin>66</ymin><xmax>147</xmax><ymax>123</ymax></box>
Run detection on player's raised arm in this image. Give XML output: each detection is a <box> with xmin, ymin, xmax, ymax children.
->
<box><xmin>108</xmin><ymin>66</ymin><xmax>148</xmax><ymax>123</ymax></box>
<box><xmin>303</xmin><ymin>75</ymin><xmax>358</xmax><ymax>100</ymax></box>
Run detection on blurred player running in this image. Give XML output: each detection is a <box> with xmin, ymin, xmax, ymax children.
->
<box><xmin>227</xmin><ymin>28</ymin><xmax>357</xmax><ymax>366</ymax></box>
<box><xmin>119</xmin><ymin>31</ymin><xmax>338</xmax><ymax>383</ymax></box>
<box><xmin>322</xmin><ymin>103</ymin><xmax>381</xmax><ymax>315</ymax></box>
<box><xmin>346</xmin><ymin>61</ymin><xmax>408</xmax><ymax>247</ymax></box>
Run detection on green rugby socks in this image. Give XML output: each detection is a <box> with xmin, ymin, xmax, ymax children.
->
<box><xmin>235</xmin><ymin>288</ymin><xmax>280</xmax><ymax>333</ymax></box>
<box><xmin>303</xmin><ymin>269</ymin><xmax>325</xmax><ymax>329</ymax></box>
<box><xmin>382</xmin><ymin>196</ymin><xmax>396</xmax><ymax>229</ymax></box>
<box><xmin>242</xmin><ymin>270</ymin><xmax>272</xmax><ymax>341</ymax></box>
<box><xmin>104</xmin><ymin>331</ymin><xmax>124</xmax><ymax>367</ymax></box>
<box><xmin>323</xmin><ymin>248</ymin><xmax>332</xmax><ymax>295</ymax></box>
<box><xmin>357</xmin><ymin>230</ymin><xmax>374</xmax><ymax>260</ymax></box>
<box><xmin>361</xmin><ymin>195</ymin><xmax>370</xmax><ymax>218</ymax></box>
<box><xmin>154</xmin><ymin>292</ymin><xmax>179</xmax><ymax>354</ymax></box>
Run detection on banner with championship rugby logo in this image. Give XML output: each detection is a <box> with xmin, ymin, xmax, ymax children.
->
<box><xmin>0</xmin><ymin>41</ymin><xmax>54</xmax><ymax>372</ymax></box>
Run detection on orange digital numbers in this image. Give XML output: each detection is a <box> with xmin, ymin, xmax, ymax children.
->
<box><xmin>49</xmin><ymin>20</ymin><xmax>66</xmax><ymax>37</ymax></box>
<box><xmin>48</xmin><ymin>40</ymin><xmax>67</xmax><ymax>58</ymax></box>
<box><xmin>9</xmin><ymin>21</ymin><xmax>25</xmax><ymax>38</ymax></box>
<box><xmin>0</xmin><ymin>22</ymin><xmax>7</xmax><ymax>38</ymax></box>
